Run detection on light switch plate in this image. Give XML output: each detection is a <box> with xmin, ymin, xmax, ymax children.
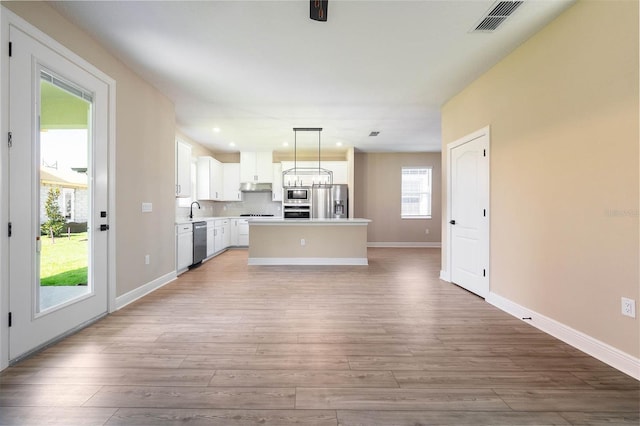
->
<box><xmin>142</xmin><ymin>202</ymin><xmax>152</xmax><ymax>213</ymax></box>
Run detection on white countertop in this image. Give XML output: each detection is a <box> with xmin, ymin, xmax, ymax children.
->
<box><xmin>249</xmin><ymin>218</ymin><xmax>371</xmax><ymax>225</ymax></box>
<box><xmin>175</xmin><ymin>216</ymin><xmax>283</xmax><ymax>225</ymax></box>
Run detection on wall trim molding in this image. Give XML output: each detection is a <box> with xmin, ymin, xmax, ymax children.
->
<box><xmin>114</xmin><ymin>271</ymin><xmax>177</xmax><ymax>311</ymax></box>
<box><xmin>248</xmin><ymin>257</ymin><xmax>368</xmax><ymax>266</ymax></box>
<box><xmin>368</xmin><ymin>242</ymin><xmax>441</xmax><ymax>248</ymax></box>
<box><xmin>487</xmin><ymin>292</ymin><xmax>640</xmax><ymax>380</ymax></box>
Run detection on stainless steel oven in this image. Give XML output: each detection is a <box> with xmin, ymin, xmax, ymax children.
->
<box><xmin>284</xmin><ymin>187</ymin><xmax>311</xmax><ymax>204</ymax></box>
<box><xmin>283</xmin><ymin>205</ymin><xmax>311</xmax><ymax>219</ymax></box>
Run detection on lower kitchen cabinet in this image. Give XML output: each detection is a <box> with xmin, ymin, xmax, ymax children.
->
<box><xmin>238</xmin><ymin>219</ymin><xmax>249</xmax><ymax>246</ymax></box>
<box><xmin>206</xmin><ymin>220</ymin><xmax>215</xmax><ymax>257</ymax></box>
<box><xmin>176</xmin><ymin>223</ymin><xmax>193</xmax><ymax>272</ymax></box>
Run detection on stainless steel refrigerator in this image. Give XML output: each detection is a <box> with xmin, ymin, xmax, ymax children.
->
<box><xmin>311</xmin><ymin>184</ymin><xmax>332</xmax><ymax>219</ymax></box>
<box><xmin>331</xmin><ymin>184</ymin><xmax>348</xmax><ymax>219</ymax></box>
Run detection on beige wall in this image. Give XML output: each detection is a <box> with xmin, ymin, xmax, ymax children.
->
<box><xmin>441</xmin><ymin>0</ymin><xmax>639</xmax><ymax>357</ymax></box>
<box><xmin>354</xmin><ymin>152</ymin><xmax>442</xmax><ymax>244</ymax></box>
<box><xmin>4</xmin><ymin>2</ymin><xmax>177</xmax><ymax>297</ymax></box>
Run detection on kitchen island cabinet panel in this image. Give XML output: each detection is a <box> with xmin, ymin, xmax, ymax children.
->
<box><xmin>248</xmin><ymin>219</ymin><xmax>369</xmax><ymax>265</ymax></box>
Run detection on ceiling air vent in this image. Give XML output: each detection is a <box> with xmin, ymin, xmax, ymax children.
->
<box><xmin>473</xmin><ymin>1</ymin><xmax>524</xmax><ymax>32</ymax></box>
<box><xmin>369</xmin><ymin>131</ymin><xmax>380</xmax><ymax>137</ymax></box>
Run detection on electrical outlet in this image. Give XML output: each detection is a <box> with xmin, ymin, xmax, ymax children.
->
<box><xmin>621</xmin><ymin>297</ymin><xmax>636</xmax><ymax>318</ymax></box>
<box><xmin>300</xmin><ymin>238</ymin><xmax>306</xmax><ymax>246</ymax></box>
<box><xmin>425</xmin><ymin>228</ymin><xmax>430</xmax><ymax>234</ymax></box>
<box><xmin>145</xmin><ymin>255</ymin><xmax>150</xmax><ymax>265</ymax></box>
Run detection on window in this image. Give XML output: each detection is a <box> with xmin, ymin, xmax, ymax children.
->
<box><xmin>401</xmin><ymin>167</ymin><xmax>432</xmax><ymax>219</ymax></box>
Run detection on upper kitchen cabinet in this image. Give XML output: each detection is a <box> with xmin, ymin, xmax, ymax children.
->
<box><xmin>272</xmin><ymin>163</ymin><xmax>283</xmax><ymax>202</ymax></box>
<box><xmin>222</xmin><ymin>163</ymin><xmax>242</xmax><ymax>201</ymax></box>
<box><xmin>197</xmin><ymin>156</ymin><xmax>223</xmax><ymax>200</ymax></box>
<box><xmin>176</xmin><ymin>140</ymin><xmax>192</xmax><ymax>197</ymax></box>
<box><xmin>240</xmin><ymin>152</ymin><xmax>273</xmax><ymax>183</ymax></box>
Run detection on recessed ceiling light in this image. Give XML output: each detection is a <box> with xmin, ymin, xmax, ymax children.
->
<box><xmin>213</xmin><ymin>127</ymin><xmax>221</xmax><ymax>133</ymax></box>
<box><xmin>229</xmin><ymin>142</ymin><xmax>235</xmax><ymax>147</ymax></box>
<box><xmin>336</xmin><ymin>142</ymin><xmax>343</xmax><ymax>147</ymax></box>
<box><xmin>282</xmin><ymin>142</ymin><xmax>289</xmax><ymax>147</ymax></box>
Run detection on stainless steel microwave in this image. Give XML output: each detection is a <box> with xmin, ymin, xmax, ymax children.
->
<box><xmin>284</xmin><ymin>187</ymin><xmax>311</xmax><ymax>204</ymax></box>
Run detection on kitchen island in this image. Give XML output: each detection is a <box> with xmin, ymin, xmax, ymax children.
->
<box><xmin>248</xmin><ymin>218</ymin><xmax>371</xmax><ymax>265</ymax></box>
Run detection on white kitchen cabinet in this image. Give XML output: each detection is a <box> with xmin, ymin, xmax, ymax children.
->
<box><xmin>230</xmin><ymin>219</ymin><xmax>239</xmax><ymax>246</ymax></box>
<box><xmin>222</xmin><ymin>220</ymin><xmax>231</xmax><ymax>249</ymax></box>
<box><xmin>323</xmin><ymin>161</ymin><xmax>348</xmax><ymax>184</ymax></box>
<box><xmin>238</xmin><ymin>219</ymin><xmax>249</xmax><ymax>246</ymax></box>
<box><xmin>222</xmin><ymin>163</ymin><xmax>242</xmax><ymax>201</ymax></box>
<box><xmin>197</xmin><ymin>156</ymin><xmax>223</xmax><ymax>200</ymax></box>
<box><xmin>206</xmin><ymin>220</ymin><xmax>215</xmax><ymax>257</ymax></box>
<box><xmin>176</xmin><ymin>141</ymin><xmax>192</xmax><ymax>197</ymax></box>
<box><xmin>272</xmin><ymin>163</ymin><xmax>283</xmax><ymax>202</ymax></box>
<box><xmin>214</xmin><ymin>219</ymin><xmax>230</xmax><ymax>252</ymax></box>
<box><xmin>230</xmin><ymin>218</ymin><xmax>249</xmax><ymax>246</ymax></box>
<box><xmin>176</xmin><ymin>223</ymin><xmax>193</xmax><ymax>272</ymax></box>
<box><xmin>240</xmin><ymin>152</ymin><xmax>273</xmax><ymax>183</ymax></box>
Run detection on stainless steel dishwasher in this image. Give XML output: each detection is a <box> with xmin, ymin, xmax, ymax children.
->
<box><xmin>192</xmin><ymin>221</ymin><xmax>207</xmax><ymax>266</ymax></box>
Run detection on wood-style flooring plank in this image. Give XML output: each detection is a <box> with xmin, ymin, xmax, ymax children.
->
<box><xmin>336</xmin><ymin>410</ymin><xmax>572</xmax><ymax>426</ymax></box>
<box><xmin>210</xmin><ymin>370</ymin><xmax>398</xmax><ymax>388</ymax></box>
<box><xmin>105</xmin><ymin>408</ymin><xmax>337</xmax><ymax>426</ymax></box>
<box><xmin>84</xmin><ymin>385</ymin><xmax>295</xmax><ymax>409</ymax></box>
<box><xmin>0</xmin><ymin>407</ymin><xmax>117</xmax><ymax>426</ymax></box>
<box><xmin>1</xmin><ymin>367</ymin><xmax>214</xmax><ymax>386</ymax></box>
<box><xmin>296</xmin><ymin>387</ymin><xmax>509</xmax><ymax>410</ymax></box>
<box><xmin>494</xmin><ymin>389</ymin><xmax>640</xmax><ymax>412</ymax></box>
<box><xmin>393</xmin><ymin>370</ymin><xmax>591</xmax><ymax>389</ymax></box>
<box><xmin>0</xmin><ymin>384</ymin><xmax>102</xmax><ymax>407</ymax></box>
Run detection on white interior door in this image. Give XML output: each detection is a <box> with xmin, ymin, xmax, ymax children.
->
<box><xmin>8</xmin><ymin>26</ymin><xmax>109</xmax><ymax>360</ymax></box>
<box><xmin>449</xmin><ymin>132</ymin><xmax>489</xmax><ymax>297</ymax></box>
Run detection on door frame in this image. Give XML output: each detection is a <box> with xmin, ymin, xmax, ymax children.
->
<box><xmin>0</xmin><ymin>7</ymin><xmax>117</xmax><ymax>371</ymax></box>
<box><xmin>443</xmin><ymin>125</ymin><xmax>490</xmax><ymax>293</ymax></box>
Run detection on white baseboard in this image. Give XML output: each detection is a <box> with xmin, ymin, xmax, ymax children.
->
<box><xmin>115</xmin><ymin>271</ymin><xmax>177</xmax><ymax>310</ymax></box>
<box><xmin>368</xmin><ymin>242</ymin><xmax>441</xmax><ymax>248</ymax></box>
<box><xmin>487</xmin><ymin>292</ymin><xmax>640</xmax><ymax>380</ymax></box>
<box><xmin>439</xmin><ymin>270</ymin><xmax>451</xmax><ymax>281</ymax></box>
<box><xmin>248</xmin><ymin>257</ymin><xmax>368</xmax><ymax>266</ymax></box>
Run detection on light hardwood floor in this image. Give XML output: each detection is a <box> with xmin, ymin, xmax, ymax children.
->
<box><xmin>1</xmin><ymin>248</ymin><xmax>638</xmax><ymax>425</ymax></box>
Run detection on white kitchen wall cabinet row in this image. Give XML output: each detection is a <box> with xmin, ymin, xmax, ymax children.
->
<box><xmin>175</xmin><ymin>140</ymin><xmax>192</xmax><ymax>197</ymax></box>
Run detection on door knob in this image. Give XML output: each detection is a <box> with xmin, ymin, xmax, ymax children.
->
<box><xmin>449</xmin><ymin>220</ymin><xmax>456</xmax><ymax>225</ymax></box>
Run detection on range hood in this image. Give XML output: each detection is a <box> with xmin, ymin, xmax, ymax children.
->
<box><xmin>240</xmin><ymin>182</ymin><xmax>272</xmax><ymax>192</ymax></box>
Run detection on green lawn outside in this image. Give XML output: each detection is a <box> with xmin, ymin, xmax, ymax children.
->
<box><xmin>40</xmin><ymin>232</ymin><xmax>88</xmax><ymax>286</ymax></box>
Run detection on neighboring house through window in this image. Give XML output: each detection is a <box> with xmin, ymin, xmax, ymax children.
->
<box><xmin>401</xmin><ymin>166</ymin><xmax>432</xmax><ymax>219</ymax></box>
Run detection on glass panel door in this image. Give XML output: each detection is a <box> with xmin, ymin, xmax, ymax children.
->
<box><xmin>38</xmin><ymin>71</ymin><xmax>92</xmax><ymax>312</ymax></box>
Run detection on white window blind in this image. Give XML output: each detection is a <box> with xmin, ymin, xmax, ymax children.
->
<box><xmin>401</xmin><ymin>167</ymin><xmax>432</xmax><ymax>219</ymax></box>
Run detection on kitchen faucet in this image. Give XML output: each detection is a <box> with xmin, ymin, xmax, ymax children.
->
<box><xmin>189</xmin><ymin>201</ymin><xmax>201</xmax><ymax>219</ymax></box>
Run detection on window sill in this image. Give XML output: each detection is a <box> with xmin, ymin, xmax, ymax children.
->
<box><xmin>401</xmin><ymin>216</ymin><xmax>432</xmax><ymax>220</ymax></box>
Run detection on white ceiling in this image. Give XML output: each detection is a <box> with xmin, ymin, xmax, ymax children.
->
<box><xmin>50</xmin><ymin>0</ymin><xmax>574</xmax><ymax>154</ymax></box>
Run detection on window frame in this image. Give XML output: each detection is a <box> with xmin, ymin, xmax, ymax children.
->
<box><xmin>401</xmin><ymin>166</ymin><xmax>432</xmax><ymax>219</ymax></box>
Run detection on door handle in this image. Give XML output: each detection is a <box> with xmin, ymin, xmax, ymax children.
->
<box><xmin>449</xmin><ymin>220</ymin><xmax>456</xmax><ymax>225</ymax></box>
<box><xmin>100</xmin><ymin>224</ymin><xmax>110</xmax><ymax>231</ymax></box>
